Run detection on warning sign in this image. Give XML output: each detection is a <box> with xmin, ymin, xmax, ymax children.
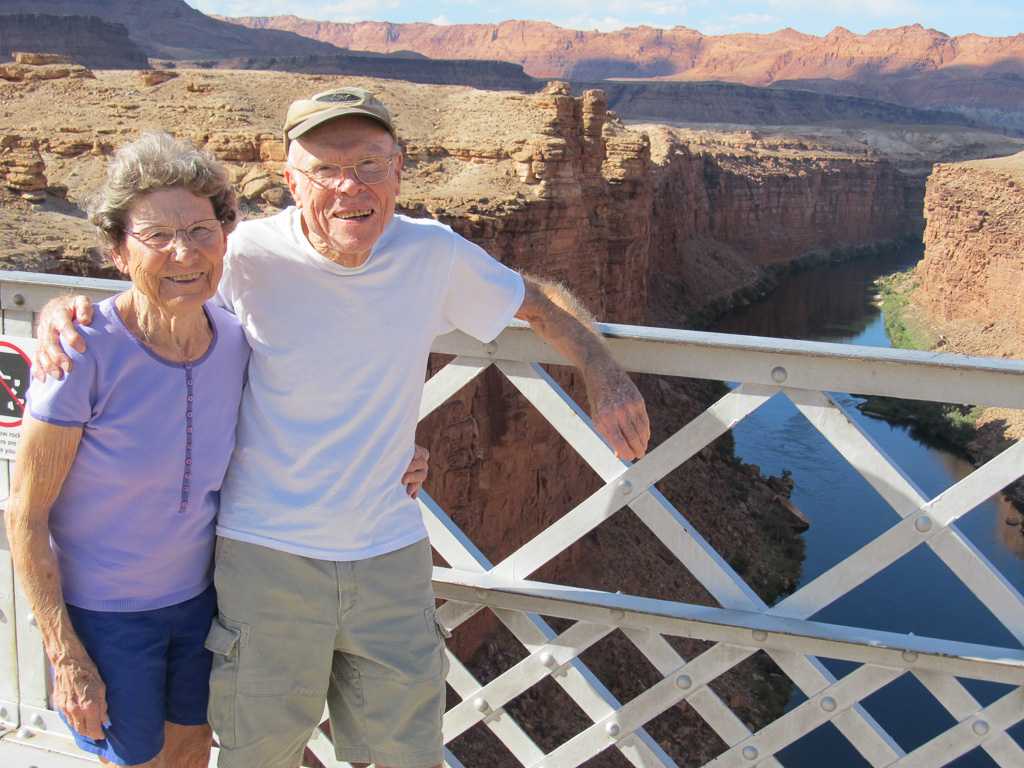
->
<box><xmin>0</xmin><ymin>336</ymin><xmax>36</xmax><ymax>460</ymax></box>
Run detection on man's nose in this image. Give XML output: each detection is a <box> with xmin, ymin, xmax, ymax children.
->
<box><xmin>333</xmin><ymin>167</ymin><xmax>364</xmax><ymax>193</ymax></box>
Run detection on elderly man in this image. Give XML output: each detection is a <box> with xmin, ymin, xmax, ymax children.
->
<box><xmin>35</xmin><ymin>86</ymin><xmax>649</xmax><ymax>768</ymax></box>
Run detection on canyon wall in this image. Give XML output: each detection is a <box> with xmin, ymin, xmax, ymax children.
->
<box><xmin>228</xmin><ymin>17</ymin><xmax>1024</xmax><ymax>132</ymax></box>
<box><xmin>917</xmin><ymin>154</ymin><xmax>1024</xmax><ymax>335</ymax></box>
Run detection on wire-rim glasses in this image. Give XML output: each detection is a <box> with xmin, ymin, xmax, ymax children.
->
<box><xmin>295</xmin><ymin>155</ymin><xmax>397</xmax><ymax>189</ymax></box>
<box><xmin>124</xmin><ymin>219</ymin><xmax>223</xmax><ymax>249</ymax></box>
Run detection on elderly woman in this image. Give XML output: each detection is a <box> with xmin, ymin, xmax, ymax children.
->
<box><xmin>4</xmin><ymin>131</ymin><xmax>249</xmax><ymax>767</ymax></box>
<box><xmin>4</xmin><ymin>132</ymin><xmax>427</xmax><ymax>768</ymax></box>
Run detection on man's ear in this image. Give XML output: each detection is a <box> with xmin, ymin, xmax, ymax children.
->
<box><xmin>285</xmin><ymin>168</ymin><xmax>303</xmax><ymax>209</ymax></box>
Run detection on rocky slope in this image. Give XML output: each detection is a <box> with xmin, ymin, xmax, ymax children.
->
<box><xmin>229</xmin><ymin>17</ymin><xmax>1024</xmax><ymax>132</ymax></box>
<box><xmin>0</xmin><ymin>14</ymin><xmax>149</xmax><ymax>70</ymax></box>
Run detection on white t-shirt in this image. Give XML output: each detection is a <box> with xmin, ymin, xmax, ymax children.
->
<box><xmin>215</xmin><ymin>208</ymin><xmax>525</xmax><ymax>560</ymax></box>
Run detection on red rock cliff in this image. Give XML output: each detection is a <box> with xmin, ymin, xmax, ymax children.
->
<box><xmin>917</xmin><ymin>154</ymin><xmax>1024</xmax><ymax>333</ymax></box>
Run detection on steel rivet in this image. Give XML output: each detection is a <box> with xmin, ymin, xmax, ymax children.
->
<box><xmin>27</xmin><ymin>612</ymin><xmax>37</xmax><ymax>627</ymax></box>
<box><xmin>770</xmin><ymin>366</ymin><xmax>788</xmax><ymax>383</ymax></box>
<box><xmin>473</xmin><ymin>697</ymin><xmax>488</xmax><ymax>713</ymax></box>
<box><xmin>617</xmin><ymin>478</ymin><xmax>633</xmax><ymax>495</ymax></box>
<box><xmin>483</xmin><ymin>341</ymin><xmax>498</xmax><ymax>355</ymax></box>
<box><xmin>820</xmin><ymin>696</ymin><xmax>837</xmax><ymax>713</ymax></box>
<box><xmin>539</xmin><ymin>652</ymin><xmax>556</xmax><ymax>668</ymax></box>
<box><xmin>676</xmin><ymin>674</ymin><xmax>693</xmax><ymax>690</ymax></box>
<box><xmin>13</xmin><ymin>293</ymin><xmax>25</xmax><ymax>307</ymax></box>
<box><xmin>972</xmin><ymin>720</ymin><xmax>990</xmax><ymax>736</ymax></box>
<box><xmin>30</xmin><ymin>713</ymin><xmax>44</xmax><ymax>728</ymax></box>
<box><xmin>605</xmin><ymin>722</ymin><xmax>620</xmax><ymax>737</ymax></box>
<box><xmin>915</xmin><ymin>516</ymin><xmax>933</xmax><ymax>533</ymax></box>
<box><xmin>752</xmin><ymin>629</ymin><xmax>768</xmax><ymax>642</ymax></box>
<box><xmin>0</xmin><ymin>706</ymin><xmax>8</xmax><ymax>719</ymax></box>
<box><xmin>16</xmin><ymin>727</ymin><xmax>33</xmax><ymax>739</ymax></box>
<box><xmin>742</xmin><ymin>745</ymin><xmax>759</xmax><ymax>760</ymax></box>
<box><xmin>902</xmin><ymin>650</ymin><xmax>918</xmax><ymax>663</ymax></box>
<box><xmin>0</xmin><ymin>608</ymin><xmax>5</xmax><ymax>622</ymax></box>
<box><xmin>611</xmin><ymin>609</ymin><xmax>625</xmax><ymax>621</ymax></box>
<box><xmin>475</xmin><ymin>588</ymin><xmax>488</xmax><ymax>602</ymax></box>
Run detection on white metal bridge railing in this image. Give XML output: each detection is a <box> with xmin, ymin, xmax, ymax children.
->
<box><xmin>1</xmin><ymin>270</ymin><xmax>1022</xmax><ymax>768</ymax></box>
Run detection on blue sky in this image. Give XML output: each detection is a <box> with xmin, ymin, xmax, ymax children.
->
<box><xmin>189</xmin><ymin>0</ymin><xmax>1023</xmax><ymax>38</ymax></box>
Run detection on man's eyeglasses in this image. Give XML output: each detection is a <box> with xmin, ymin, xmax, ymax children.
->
<box><xmin>124</xmin><ymin>219</ymin><xmax>223</xmax><ymax>249</ymax></box>
<box><xmin>295</xmin><ymin>156</ymin><xmax>396</xmax><ymax>189</ymax></box>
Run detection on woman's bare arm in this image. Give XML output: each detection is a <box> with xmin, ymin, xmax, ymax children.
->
<box><xmin>4</xmin><ymin>414</ymin><xmax>107</xmax><ymax>737</ymax></box>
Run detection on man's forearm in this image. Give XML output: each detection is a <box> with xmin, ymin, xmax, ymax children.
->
<box><xmin>514</xmin><ymin>274</ymin><xmax>650</xmax><ymax>459</ymax></box>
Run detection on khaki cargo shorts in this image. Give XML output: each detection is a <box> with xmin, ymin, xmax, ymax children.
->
<box><xmin>206</xmin><ymin>537</ymin><xmax>449</xmax><ymax>768</ymax></box>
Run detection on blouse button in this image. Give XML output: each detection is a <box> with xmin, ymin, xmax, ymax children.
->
<box><xmin>187</xmin><ymin>412</ymin><xmax>193</xmax><ymax>419</ymax></box>
<box><xmin>184</xmin><ymin>472</ymin><xmax>191</xmax><ymax>479</ymax></box>
<box><xmin>185</xmin><ymin>457</ymin><xmax>192</xmax><ymax>464</ymax></box>
<box><xmin>188</xmin><ymin>395</ymin><xmax>194</xmax><ymax>402</ymax></box>
<box><xmin>187</xmin><ymin>427</ymin><xmax>193</xmax><ymax>433</ymax></box>
<box><xmin>180</xmin><ymin>501</ymin><xmax>188</xmax><ymax>508</ymax></box>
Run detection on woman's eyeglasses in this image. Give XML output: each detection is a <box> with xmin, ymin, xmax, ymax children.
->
<box><xmin>124</xmin><ymin>219</ymin><xmax>223</xmax><ymax>249</ymax></box>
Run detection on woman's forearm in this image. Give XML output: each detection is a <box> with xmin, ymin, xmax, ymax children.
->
<box><xmin>5</xmin><ymin>416</ymin><xmax>86</xmax><ymax>663</ymax></box>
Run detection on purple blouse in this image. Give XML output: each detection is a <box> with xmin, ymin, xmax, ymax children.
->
<box><xmin>26</xmin><ymin>296</ymin><xmax>250</xmax><ymax>611</ymax></box>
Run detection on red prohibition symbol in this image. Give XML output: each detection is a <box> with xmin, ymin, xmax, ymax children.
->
<box><xmin>0</xmin><ymin>340</ymin><xmax>32</xmax><ymax>429</ymax></box>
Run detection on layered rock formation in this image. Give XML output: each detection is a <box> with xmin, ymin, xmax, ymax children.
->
<box><xmin>0</xmin><ymin>52</ymin><xmax>96</xmax><ymax>84</ymax></box>
<box><xmin>229</xmin><ymin>17</ymin><xmax>1024</xmax><ymax>132</ymax></box>
<box><xmin>917</xmin><ymin>154</ymin><xmax>1024</xmax><ymax>335</ymax></box>
<box><xmin>0</xmin><ymin>15</ymin><xmax>148</xmax><ymax>70</ymax></box>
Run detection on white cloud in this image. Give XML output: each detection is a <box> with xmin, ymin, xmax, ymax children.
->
<box><xmin>432</xmin><ymin>14</ymin><xmax>452</xmax><ymax>25</ymax></box>
<box><xmin>730</xmin><ymin>13</ymin><xmax>777</xmax><ymax>26</ymax></box>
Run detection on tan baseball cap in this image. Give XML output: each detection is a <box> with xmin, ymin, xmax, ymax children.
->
<box><xmin>283</xmin><ymin>87</ymin><xmax>396</xmax><ymax>153</ymax></box>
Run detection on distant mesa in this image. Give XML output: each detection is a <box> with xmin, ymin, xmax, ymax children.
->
<box><xmin>0</xmin><ymin>14</ymin><xmax>148</xmax><ymax>69</ymax></box>
<box><xmin>3</xmin><ymin>0</ymin><xmax>1024</xmax><ymax>134</ymax></box>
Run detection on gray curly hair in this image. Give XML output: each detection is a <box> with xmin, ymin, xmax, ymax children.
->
<box><xmin>89</xmin><ymin>131</ymin><xmax>238</xmax><ymax>249</ymax></box>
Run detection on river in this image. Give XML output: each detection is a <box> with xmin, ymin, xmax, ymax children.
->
<box><xmin>710</xmin><ymin>245</ymin><xmax>1024</xmax><ymax>766</ymax></box>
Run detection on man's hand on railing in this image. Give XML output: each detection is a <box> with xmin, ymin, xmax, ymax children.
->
<box><xmin>51</xmin><ymin>652</ymin><xmax>109</xmax><ymax>740</ymax></box>
<box><xmin>587</xmin><ymin>366</ymin><xmax>650</xmax><ymax>461</ymax></box>
<box><xmin>33</xmin><ymin>295</ymin><xmax>95</xmax><ymax>381</ymax></box>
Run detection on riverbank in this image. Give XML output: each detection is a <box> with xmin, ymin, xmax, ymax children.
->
<box><xmin>874</xmin><ymin>269</ymin><xmax>1024</xmax><ymax>507</ymax></box>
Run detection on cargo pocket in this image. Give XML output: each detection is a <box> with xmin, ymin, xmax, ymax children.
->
<box><xmin>205</xmin><ymin>616</ymin><xmax>248</xmax><ymax>750</ymax></box>
<box><xmin>426</xmin><ymin>608</ymin><xmax>452</xmax><ymax>682</ymax></box>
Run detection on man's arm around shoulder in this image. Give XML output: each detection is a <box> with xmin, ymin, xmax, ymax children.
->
<box><xmin>33</xmin><ymin>295</ymin><xmax>95</xmax><ymax>381</ymax></box>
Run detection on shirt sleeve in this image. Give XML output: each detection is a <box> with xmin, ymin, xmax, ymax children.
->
<box><xmin>26</xmin><ymin>339</ymin><xmax>96</xmax><ymax>428</ymax></box>
<box><xmin>441</xmin><ymin>236</ymin><xmax>525</xmax><ymax>343</ymax></box>
<box><xmin>213</xmin><ymin>240</ymin><xmax>239</xmax><ymax>312</ymax></box>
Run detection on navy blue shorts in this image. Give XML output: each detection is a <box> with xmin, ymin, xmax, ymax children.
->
<box><xmin>60</xmin><ymin>584</ymin><xmax>216</xmax><ymax>766</ymax></box>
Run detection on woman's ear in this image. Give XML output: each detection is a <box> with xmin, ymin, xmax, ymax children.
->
<box><xmin>110</xmin><ymin>246</ymin><xmax>128</xmax><ymax>274</ymax></box>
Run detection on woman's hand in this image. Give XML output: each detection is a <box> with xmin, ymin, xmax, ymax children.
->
<box><xmin>51</xmin><ymin>652</ymin><xmax>108</xmax><ymax>739</ymax></box>
<box><xmin>403</xmin><ymin>444</ymin><xmax>430</xmax><ymax>499</ymax></box>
